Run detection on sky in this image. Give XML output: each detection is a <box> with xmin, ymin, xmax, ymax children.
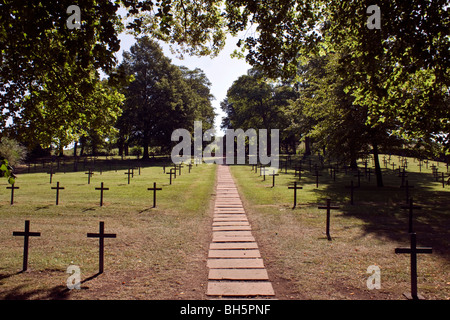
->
<box><xmin>114</xmin><ymin>32</ymin><xmax>252</xmax><ymax>136</ymax></box>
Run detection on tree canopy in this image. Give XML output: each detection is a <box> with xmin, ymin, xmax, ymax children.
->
<box><xmin>1</xmin><ymin>0</ymin><xmax>448</xmax><ymax>185</ymax></box>
<box><xmin>116</xmin><ymin>36</ymin><xmax>215</xmax><ymax>158</ymax></box>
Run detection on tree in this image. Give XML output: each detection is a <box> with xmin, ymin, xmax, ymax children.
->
<box><xmin>117</xmin><ymin>36</ymin><xmax>215</xmax><ymax>158</ymax></box>
<box><xmin>126</xmin><ymin>0</ymin><xmax>449</xmax><ymax>154</ymax></box>
<box><xmin>0</xmin><ymin>138</ymin><xmax>25</xmax><ymax>185</ymax></box>
<box><xmin>221</xmin><ymin>70</ymin><xmax>298</xmax><ymax>155</ymax></box>
<box><xmin>1</xmin><ymin>0</ymin><xmax>123</xmax><ymax>129</ymax></box>
<box><xmin>324</xmin><ymin>0</ymin><xmax>450</xmax><ymax>154</ymax></box>
<box><xmin>293</xmin><ymin>52</ymin><xmax>404</xmax><ymax>187</ymax></box>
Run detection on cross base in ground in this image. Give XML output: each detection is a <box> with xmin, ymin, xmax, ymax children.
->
<box><xmin>403</xmin><ymin>292</ymin><xmax>426</xmax><ymax>300</ymax></box>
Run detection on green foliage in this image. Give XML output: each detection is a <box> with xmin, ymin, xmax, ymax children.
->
<box><xmin>1</xmin><ymin>0</ymin><xmax>125</xmax><ymax>154</ymax></box>
<box><xmin>323</xmin><ymin>0</ymin><xmax>450</xmax><ymax>152</ymax></box>
<box><xmin>0</xmin><ymin>159</ymin><xmax>15</xmax><ymax>185</ymax></box>
<box><xmin>125</xmin><ymin>0</ymin><xmax>227</xmax><ymax>58</ymax></box>
<box><xmin>2</xmin><ymin>0</ymin><xmax>447</xmax><ymax>161</ymax></box>
<box><xmin>0</xmin><ymin>137</ymin><xmax>26</xmax><ymax>167</ymax></box>
<box><xmin>116</xmin><ymin>37</ymin><xmax>215</xmax><ymax>158</ymax></box>
<box><xmin>221</xmin><ymin>70</ymin><xmax>300</xmax><ymax>152</ymax></box>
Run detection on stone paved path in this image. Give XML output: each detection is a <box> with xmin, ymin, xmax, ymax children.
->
<box><xmin>206</xmin><ymin>165</ymin><xmax>275</xmax><ymax>298</ymax></box>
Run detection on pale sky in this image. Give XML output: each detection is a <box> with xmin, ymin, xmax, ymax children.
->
<box><xmin>115</xmin><ymin>32</ymin><xmax>251</xmax><ymax>135</ymax></box>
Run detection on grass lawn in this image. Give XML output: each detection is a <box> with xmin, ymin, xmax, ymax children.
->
<box><xmin>1</xmin><ymin>154</ymin><xmax>448</xmax><ymax>300</ymax></box>
<box><xmin>0</xmin><ymin>158</ymin><xmax>217</xmax><ymax>300</ymax></box>
<box><xmin>229</xmin><ymin>155</ymin><xmax>450</xmax><ymax>300</ymax></box>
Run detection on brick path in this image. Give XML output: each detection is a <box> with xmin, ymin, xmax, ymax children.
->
<box><xmin>206</xmin><ymin>165</ymin><xmax>275</xmax><ymax>298</ymax></box>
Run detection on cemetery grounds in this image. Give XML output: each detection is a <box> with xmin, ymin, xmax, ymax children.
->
<box><xmin>0</xmin><ymin>154</ymin><xmax>449</xmax><ymax>300</ymax></box>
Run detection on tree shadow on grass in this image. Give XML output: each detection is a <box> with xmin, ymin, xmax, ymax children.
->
<box><xmin>0</xmin><ymin>271</ymin><xmax>102</xmax><ymax>300</ymax></box>
<box><xmin>1</xmin><ymin>284</ymin><xmax>70</xmax><ymax>300</ymax></box>
<box><xmin>304</xmin><ymin>167</ymin><xmax>450</xmax><ymax>262</ymax></box>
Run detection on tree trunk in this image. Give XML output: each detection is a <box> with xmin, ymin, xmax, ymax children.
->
<box><xmin>79</xmin><ymin>143</ymin><xmax>84</xmax><ymax>157</ymax></box>
<box><xmin>58</xmin><ymin>144</ymin><xmax>64</xmax><ymax>157</ymax></box>
<box><xmin>142</xmin><ymin>140</ymin><xmax>149</xmax><ymax>160</ymax></box>
<box><xmin>350</xmin><ymin>148</ymin><xmax>358</xmax><ymax>169</ymax></box>
<box><xmin>304</xmin><ymin>137</ymin><xmax>311</xmax><ymax>156</ymax></box>
<box><xmin>73</xmin><ymin>141</ymin><xmax>78</xmax><ymax>157</ymax></box>
<box><xmin>372</xmin><ymin>142</ymin><xmax>384</xmax><ymax>187</ymax></box>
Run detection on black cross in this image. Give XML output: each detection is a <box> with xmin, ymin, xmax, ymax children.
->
<box><xmin>313</xmin><ymin>170</ymin><xmax>322</xmax><ymax>188</ymax></box>
<box><xmin>175</xmin><ymin>164</ymin><xmax>183</xmax><ymax>176</ymax></box>
<box><xmin>318</xmin><ymin>199</ymin><xmax>339</xmax><ymax>241</ymax></box>
<box><xmin>85</xmin><ymin>168</ymin><xmax>94</xmax><ymax>184</ymax></box>
<box><xmin>362</xmin><ymin>160</ymin><xmax>369</xmax><ymax>175</ymax></box>
<box><xmin>345</xmin><ymin>180</ymin><xmax>358</xmax><ymax>205</ymax></box>
<box><xmin>148</xmin><ymin>182</ymin><xmax>162</xmax><ymax>208</ymax></box>
<box><xmin>51</xmin><ymin>181</ymin><xmax>65</xmax><ymax>205</ymax></box>
<box><xmin>281</xmin><ymin>161</ymin><xmax>288</xmax><ymax>174</ymax></box>
<box><xmin>354</xmin><ymin>170</ymin><xmax>363</xmax><ymax>187</ymax></box>
<box><xmin>87</xmin><ymin>221</ymin><xmax>116</xmax><ymax>274</ymax></box>
<box><xmin>417</xmin><ymin>160</ymin><xmax>423</xmax><ymax>172</ymax></box>
<box><xmin>124</xmin><ymin>168</ymin><xmax>133</xmax><ymax>184</ymax></box>
<box><xmin>167</xmin><ymin>168</ymin><xmax>176</xmax><ymax>185</ymax></box>
<box><xmin>401</xmin><ymin>180</ymin><xmax>414</xmax><ymax>204</ymax></box>
<box><xmin>398</xmin><ymin>168</ymin><xmax>408</xmax><ymax>187</ymax></box>
<box><xmin>95</xmin><ymin>182</ymin><xmax>109</xmax><ymax>206</ymax></box>
<box><xmin>401</xmin><ymin>198</ymin><xmax>421</xmax><ymax>233</ymax></box>
<box><xmin>12</xmin><ymin>220</ymin><xmax>41</xmax><ymax>272</ymax></box>
<box><xmin>260</xmin><ymin>167</ymin><xmax>267</xmax><ymax>181</ymax></box>
<box><xmin>47</xmin><ymin>168</ymin><xmax>55</xmax><ymax>184</ymax></box>
<box><xmin>258</xmin><ymin>164</ymin><xmax>265</xmax><ymax>176</ymax></box>
<box><xmin>188</xmin><ymin>163</ymin><xmax>193</xmax><ymax>173</ymax></box>
<box><xmin>329</xmin><ymin>167</ymin><xmax>336</xmax><ymax>182</ymax></box>
<box><xmin>402</xmin><ymin>158</ymin><xmax>408</xmax><ymax>169</ymax></box>
<box><xmin>293</xmin><ymin>165</ymin><xmax>303</xmax><ymax>180</ymax></box>
<box><xmin>269</xmin><ymin>170</ymin><xmax>279</xmax><ymax>187</ymax></box>
<box><xmin>395</xmin><ymin>233</ymin><xmax>432</xmax><ymax>300</ymax></box>
<box><xmin>430</xmin><ymin>165</ymin><xmax>437</xmax><ymax>179</ymax></box>
<box><xmin>288</xmin><ymin>182</ymin><xmax>303</xmax><ymax>209</ymax></box>
<box><xmin>6</xmin><ymin>183</ymin><xmax>19</xmax><ymax>205</ymax></box>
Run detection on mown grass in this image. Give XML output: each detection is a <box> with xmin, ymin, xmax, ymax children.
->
<box><xmin>230</xmin><ymin>155</ymin><xmax>450</xmax><ymax>300</ymax></box>
<box><xmin>0</xmin><ymin>159</ymin><xmax>217</xmax><ymax>300</ymax></box>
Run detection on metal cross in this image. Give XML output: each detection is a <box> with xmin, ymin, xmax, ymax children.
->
<box><xmin>6</xmin><ymin>183</ymin><xmax>19</xmax><ymax>205</ymax></box>
<box><xmin>95</xmin><ymin>182</ymin><xmax>109</xmax><ymax>206</ymax></box>
<box><xmin>401</xmin><ymin>198</ymin><xmax>421</xmax><ymax>233</ymax></box>
<box><xmin>318</xmin><ymin>199</ymin><xmax>339</xmax><ymax>241</ymax></box>
<box><xmin>148</xmin><ymin>182</ymin><xmax>163</xmax><ymax>208</ymax></box>
<box><xmin>288</xmin><ymin>182</ymin><xmax>303</xmax><ymax>209</ymax></box>
<box><xmin>395</xmin><ymin>233</ymin><xmax>432</xmax><ymax>300</ymax></box>
<box><xmin>85</xmin><ymin>168</ymin><xmax>94</xmax><ymax>184</ymax></box>
<box><xmin>12</xmin><ymin>220</ymin><xmax>41</xmax><ymax>272</ymax></box>
<box><xmin>87</xmin><ymin>221</ymin><xmax>116</xmax><ymax>274</ymax></box>
<box><xmin>51</xmin><ymin>181</ymin><xmax>65</xmax><ymax>205</ymax></box>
